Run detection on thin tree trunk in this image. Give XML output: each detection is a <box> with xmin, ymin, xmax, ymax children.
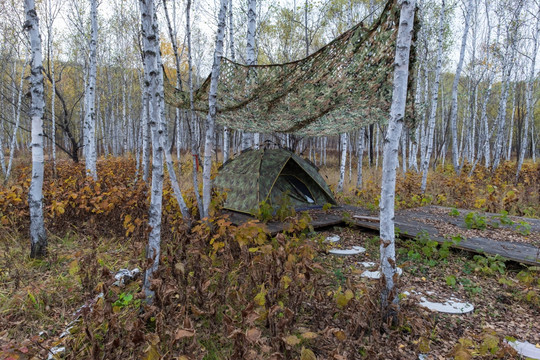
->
<box><xmin>201</xmin><ymin>0</ymin><xmax>228</xmax><ymax>218</ymax></box>
<box><xmin>241</xmin><ymin>0</ymin><xmax>256</xmax><ymax>150</ymax></box>
<box><xmin>186</xmin><ymin>0</ymin><xmax>203</xmax><ymax>217</ymax></box>
<box><xmin>84</xmin><ymin>0</ymin><xmax>98</xmax><ymax>179</ymax></box>
<box><xmin>380</xmin><ymin>0</ymin><xmax>416</xmax><ymax>319</ymax></box>
<box><xmin>140</xmin><ymin>0</ymin><xmax>166</xmax><ymax>301</ymax></box>
<box><xmin>5</xmin><ymin>55</ymin><xmax>29</xmax><ymax>183</ymax></box>
<box><xmin>517</xmin><ymin>5</ymin><xmax>539</xmax><ymax>178</ymax></box>
<box><xmin>337</xmin><ymin>133</ymin><xmax>347</xmax><ymax>192</ymax></box>
<box><xmin>223</xmin><ymin>0</ymin><xmax>235</xmax><ymax>163</ymax></box>
<box><xmin>449</xmin><ymin>0</ymin><xmax>474</xmax><ymax>173</ymax></box>
<box><xmin>356</xmin><ymin>129</ymin><xmax>365</xmax><ymax>190</ymax></box>
<box><xmin>421</xmin><ymin>0</ymin><xmax>445</xmax><ymax>192</ymax></box>
<box><xmin>25</xmin><ymin>0</ymin><xmax>47</xmax><ymax>258</ymax></box>
<box><xmin>492</xmin><ymin>2</ymin><xmax>523</xmax><ymax>169</ymax></box>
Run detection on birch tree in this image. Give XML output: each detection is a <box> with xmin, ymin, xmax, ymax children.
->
<box><xmin>223</xmin><ymin>0</ymin><xmax>235</xmax><ymax>163</ymax></box>
<box><xmin>83</xmin><ymin>0</ymin><xmax>98</xmax><ymax>179</ymax></box>
<box><xmin>492</xmin><ymin>0</ymin><xmax>523</xmax><ymax>170</ymax></box>
<box><xmin>449</xmin><ymin>0</ymin><xmax>474</xmax><ymax>173</ymax></box>
<box><xmin>516</xmin><ymin>4</ymin><xmax>539</xmax><ymax>178</ymax></box>
<box><xmin>337</xmin><ymin>133</ymin><xmax>347</xmax><ymax>192</ymax></box>
<box><xmin>379</xmin><ymin>0</ymin><xmax>416</xmax><ymax>319</ymax></box>
<box><xmin>186</xmin><ymin>0</ymin><xmax>203</xmax><ymax>217</ymax></box>
<box><xmin>202</xmin><ymin>0</ymin><xmax>228</xmax><ymax>219</ymax></box>
<box><xmin>241</xmin><ymin>0</ymin><xmax>256</xmax><ymax>151</ymax></box>
<box><xmin>140</xmin><ymin>0</ymin><xmax>166</xmax><ymax>300</ymax></box>
<box><xmin>421</xmin><ymin>0</ymin><xmax>445</xmax><ymax>192</ymax></box>
<box><xmin>24</xmin><ymin>0</ymin><xmax>47</xmax><ymax>258</ymax></box>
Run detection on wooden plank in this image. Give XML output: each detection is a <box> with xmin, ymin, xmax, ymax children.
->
<box><xmin>351</xmin><ymin>209</ymin><xmax>540</xmax><ymax>266</ymax></box>
<box><xmin>353</xmin><ymin>215</ymin><xmax>380</xmax><ymax>222</ymax></box>
<box><xmin>223</xmin><ymin>205</ymin><xmax>540</xmax><ymax>266</ymax></box>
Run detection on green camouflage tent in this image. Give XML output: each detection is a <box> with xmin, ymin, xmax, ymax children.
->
<box><xmin>214</xmin><ymin>148</ymin><xmax>336</xmax><ymax>214</ymax></box>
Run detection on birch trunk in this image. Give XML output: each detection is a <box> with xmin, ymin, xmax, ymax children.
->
<box><xmin>84</xmin><ymin>0</ymin><xmax>98</xmax><ymax>179</ymax></box>
<box><xmin>516</xmin><ymin>7</ymin><xmax>539</xmax><ymax>178</ymax></box>
<box><xmin>421</xmin><ymin>0</ymin><xmax>445</xmax><ymax>192</ymax></box>
<box><xmin>25</xmin><ymin>0</ymin><xmax>47</xmax><ymax>258</ymax></box>
<box><xmin>380</xmin><ymin>0</ymin><xmax>416</xmax><ymax>317</ymax></box>
<box><xmin>449</xmin><ymin>0</ymin><xmax>474</xmax><ymax>173</ymax></box>
<box><xmin>492</xmin><ymin>2</ymin><xmax>523</xmax><ymax>169</ymax></box>
<box><xmin>5</xmin><ymin>55</ymin><xmax>29</xmax><ymax>182</ymax></box>
<box><xmin>223</xmin><ymin>0</ymin><xmax>235</xmax><ymax>163</ymax></box>
<box><xmin>356</xmin><ymin>129</ymin><xmax>365</xmax><ymax>190</ymax></box>
<box><xmin>141</xmin><ymin>73</ymin><xmax>151</xmax><ymax>182</ymax></box>
<box><xmin>187</xmin><ymin>0</ymin><xmax>203</xmax><ymax>217</ymax></box>
<box><xmin>337</xmin><ymin>133</ymin><xmax>347</xmax><ymax>192</ymax></box>
<box><xmin>241</xmin><ymin>0</ymin><xmax>256</xmax><ymax>151</ymax></box>
<box><xmin>202</xmin><ymin>0</ymin><xmax>228</xmax><ymax>218</ymax></box>
<box><xmin>140</xmin><ymin>0</ymin><xmax>166</xmax><ymax>300</ymax></box>
<box><xmin>506</xmin><ymin>78</ymin><xmax>517</xmax><ymax>160</ymax></box>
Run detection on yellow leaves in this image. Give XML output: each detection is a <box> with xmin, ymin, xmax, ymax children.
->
<box><xmin>68</xmin><ymin>259</ymin><xmax>79</xmax><ymax>276</ymax></box>
<box><xmin>254</xmin><ymin>284</ymin><xmax>267</xmax><ymax>307</ymax></box>
<box><xmin>417</xmin><ymin>336</ymin><xmax>430</xmax><ymax>353</ymax></box>
<box><xmin>283</xmin><ymin>335</ymin><xmax>301</xmax><ymax>346</ymax></box>
<box><xmin>335</xmin><ymin>288</ymin><xmax>354</xmax><ymax>309</ymax></box>
<box><xmin>281</xmin><ymin>275</ymin><xmax>292</xmax><ymax>289</ymax></box>
<box><xmin>300</xmin><ymin>347</ymin><xmax>317</xmax><ymax>360</ymax></box>
<box><xmin>333</xmin><ymin>330</ymin><xmax>347</xmax><ymax>341</ymax></box>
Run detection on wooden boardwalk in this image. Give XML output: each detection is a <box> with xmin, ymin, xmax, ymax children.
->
<box><xmin>224</xmin><ymin>205</ymin><xmax>540</xmax><ymax>266</ymax></box>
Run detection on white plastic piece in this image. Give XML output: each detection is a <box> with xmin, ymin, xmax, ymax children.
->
<box><xmin>418</xmin><ymin>354</ymin><xmax>428</xmax><ymax>360</ymax></box>
<box><xmin>113</xmin><ymin>268</ymin><xmax>140</xmax><ymax>286</ymax></box>
<box><xmin>329</xmin><ymin>246</ymin><xmax>366</xmax><ymax>255</ymax></box>
<box><xmin>47</xmin><ymin>346</ymin><xmax>65</xmax><ymax>360</ymax></box>
<box><xmin>361</xmin><ymin>267</ymin><xmax>402</xmax><ymax>279</ymax></box>
<box><xmin>506</xmin><ymin>340</ymin><xmax>540</xmax><ymax>360</ymax></box>
<box><xmin>324</xmin><ymin>235</ymin><xmax>341</xmax><ymax>243</ymax></box>
<box><xmin>359</xmin><ymin>261</ymin><xmax>376</xmax><ymax>268</ymax></box>
<box><xmin>403</xmin><ymin>290</ymin><xmax>474</xmax><ymax>314</ymax></box>
<box><xmin>417</xmin><ymin>297</ymin><xmax>474</xmax><ymax>314</ymax></box>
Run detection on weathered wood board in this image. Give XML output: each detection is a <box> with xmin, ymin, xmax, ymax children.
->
<box><xmin>222</xmin><ymin>205</ymin><xmax>540</xmax><ymax>266</ymax></box>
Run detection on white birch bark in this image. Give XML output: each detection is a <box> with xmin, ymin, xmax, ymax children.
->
<box><xmin>492</xmin><ymin>2</ymin><xmax>523</xmax><ymax>169</ymax></box>
<box><xmin>186</xmin><ymin>0</ymin><xmax>203</xmax><ymax>217</ymax></box>
<box><xmin>202</xmin><ymin>0</ymin><xmax>228</xmax><ymax>218</ymax></box>
<box><xmin>5</xmin><ymin>55</ymin><xmax>29</xmax><ymax>182</ymax></box>
<box><xmin>84</xmin><ymin>0</ymin><xmax>98</xmax><ymax>180</ymax></box>
<box><xmin>421</xmin><ymin>0</ymin><xmax>445</xmax><ymax>192</ymax></box>
<box><xmin>449</xmin><ymin>0</ymin><xmax>474</xmax><ymax>173</ymax></box>
<box><xmin>356</xmin><ymin>129</ymin><xmax>365</xmax><ymax>190</ymax></box>
<box><xmin>47</xmin><ymin>0</ymin><xmax>57</xmax><ymax>172</ymax></box>
<box><xmin>241</xmin><ymin>0</ymin><xmax>256</xmax><ymax>151</ymax></box>
<box><xmin>337</xmin><ymin>133</ymin><xmax>347</xmax><ymax>192</ymax></box>
<box><xmin>506</xmin><ymin>78</ymin><xmax>517</xmax><ymax>160</ymax></box>
<box><xmin>25</xmin><ymin>0</ymin><xmax>47</xmax><ymax>258</ymax></box>
<box><xmin>141</xmin><ymin>73</ymin><xmax>151</xmax><ymax>182</ymax></box>
<box><xmin>516</xmin><ymin>6</ymin><xmax>539</xmax><ymax>178</ymax></box>
<box><xmin>140</xmin><ymin>0</ymin><xmax>165</xmax><ymax>300</ymax></box>
<box><xmin>380</xmin><ymin>0</ymin><xmax>416</xmax><ymax>316</ymax></box>
<box><xmin>223</xmin><ymin>0</ymin><xmax>235</xmax><ymax>163</ymax></box>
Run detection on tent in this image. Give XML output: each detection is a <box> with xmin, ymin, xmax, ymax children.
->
<box><xmin>214</xmin><ymin>148</ymin><xmax>337</xmax><ymax>214</ymax></box>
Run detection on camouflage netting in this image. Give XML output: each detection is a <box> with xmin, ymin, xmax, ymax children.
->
<box><xmin>165</xmin><ymin>0</ymin><xmax>416</xmax><ymax>136</ymax></box>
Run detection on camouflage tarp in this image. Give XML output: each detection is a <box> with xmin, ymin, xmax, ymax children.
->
<box><xmin>164</xmin><ymin>0</ymin><xmax>416</xmax><ymax>136</ymax></box>
<box><xmin>214</xmin><ymin>148</ymin><xmax>336</xmax><ymax>214</ymax></box>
